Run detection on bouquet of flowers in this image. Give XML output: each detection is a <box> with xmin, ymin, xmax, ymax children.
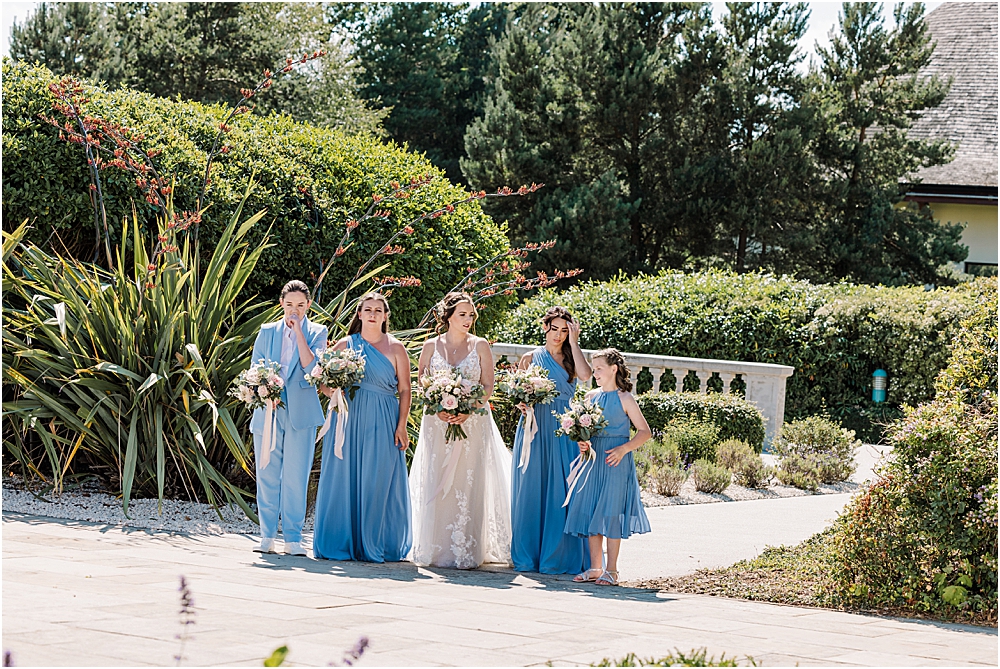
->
<box><xmin>416</xmin><ymin>366</ymin><xmax>487</xmax><ymax>442</ymax></box>
<box><xmin>306</xmin><ymin>347</ymin><xmax>367</xmax><ymax>456</ymax></box>
<box><xmin>496</xmin><ymin>365</ymin><xmax>561</xmax><ymax>471</ymax></box>
<box><xmin>555</xmin><ymin>399</ymin><xmax>609</xmax><ymax>507</ymax></box>
<box><xmin>306</xmin><ymin>347</ymin><xmax>366</xmax><ymax>400</ymax></box>
<box><xmin>230</xmin><ymin>360</ymin><xmax>285</xmax><ymax>410</ymax></box>
<box><xmin>230</xmin><ymin>360</ymin><xmax>285</xmax><ymax>470</ymax></box>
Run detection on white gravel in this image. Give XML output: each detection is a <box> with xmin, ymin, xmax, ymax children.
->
<box><xmin>1</xmin><ymin>476</ymin><xmax>277</xmax><ymax>535</ymax></box>
<box><xmin>640</xmin><ymin>475</ymin><xmax>858</xmax><ymax>508</ymax></box>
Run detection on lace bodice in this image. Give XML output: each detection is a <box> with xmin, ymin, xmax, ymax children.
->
<box><xmin>430</xmin><ymin>341</ymin><xmax>482</xmax><ymax>383</ymax></box>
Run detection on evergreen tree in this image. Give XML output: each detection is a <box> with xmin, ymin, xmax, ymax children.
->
<box><xmin>9</xmin><ymin>2</ymin><xmax>384</xmax><ymax>135</ymax></box>
<box><xmin>811</xmin><ymin>2</ymin><xmax>964</xmax><ymax>285</ymax></box>
<box><xmin>716</xmin><ymin>2</ymin><xmax>820</xmax><ymax>274</ymax></box>
<box><xmin>463</xmin><ymin>2</ymin><xmax>726</xmax><ymax>279</ymax></box>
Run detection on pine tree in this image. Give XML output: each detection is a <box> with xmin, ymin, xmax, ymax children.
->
<box><xmin>811</xmin><ymin>2</ymin><xmax>964</xmax><ymax>285</ymax></box>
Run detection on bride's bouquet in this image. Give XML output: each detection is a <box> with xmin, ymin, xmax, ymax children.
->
<box><xmin>554</xmin><ymin>399</ymin><xmax>609</xmax><ymax>507</ymax></box>
<box><xmin>416</xmin><ymin>366</ymin><xmax>487</xmax><ymax>443</ymax></box>
<box><xmin>230</xmin><ymin>360</ymin><xmax>285</xmax><ymax>469</ymax></box>
<box><xmin>306</xmin><ymin>347</ymin><xmax>367</xmax><ymax>456</ymax></box>
<box><xmin>496</xmin><ymin>365</ymin><xmax>561</xmax><ymax>471</ymax></box>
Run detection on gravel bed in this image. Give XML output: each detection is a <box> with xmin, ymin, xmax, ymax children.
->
<box><xmin>2</xmin><ymin>476</ymin><xmax>273</xmax><ymax>535</ymax></box>
<box><xmin>640</xmin><ymin>476</ymin><xmax>858</xmax><ymax>508</ymax></box>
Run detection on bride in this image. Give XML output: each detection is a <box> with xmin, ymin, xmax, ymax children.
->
<box><xmin>409</xmin><ymin>292</ymin><xmax>513</xmax><ymax>569</ymax></box>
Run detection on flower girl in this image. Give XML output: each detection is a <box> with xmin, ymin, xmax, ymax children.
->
<box><xmin>563</xmin><ymin>348</ymin><xmax>652</xmax><ymax>586</ymax></box>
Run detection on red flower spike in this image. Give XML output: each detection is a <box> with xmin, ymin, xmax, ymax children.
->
<box><xmin>335</xmin><ymin>246</ymin><xmax>345</xmax><ymax>257</ymax></box>
<box><xmin>373</xmin><ymin>194</ymin><xmax>383</xmax><ymax>203</ymax></box>
<box><xmin>147</xmin><ymin>264</ymin><xmax>157</xmax><ymax>272</ymax></box>
<box><xmin>402</xmin><ymin>226</ymin><xmax>415</xmax><ymax>235</ymax></box>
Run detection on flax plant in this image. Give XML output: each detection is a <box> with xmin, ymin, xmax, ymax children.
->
<box><xmin>2</xmin><ymin>186</ymin><xmax>272</xmax><ymax>519</ymax></box>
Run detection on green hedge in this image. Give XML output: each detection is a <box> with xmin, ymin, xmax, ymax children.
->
<box><xmin>637</xmin><ymin>392</ymin><xmax>766</xmax><ymax>453</ymax></box>
<box><xmin>490</xmin><ymin>271</ymin><xmax>986</xmax><ymax>437</ymax></box>
<box><xmin>831</xmin><ymin>280</ymin><xmax>997</xmax><ymax>619</ymax></box>
<box><xmin>1</xmin><ymin>59</ymin><xmax>511</xmax><ymax>329</ymax></box>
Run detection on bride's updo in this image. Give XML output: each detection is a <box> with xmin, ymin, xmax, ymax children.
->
<box><xmin>434</xmin><ymin>292</ymin><xmax>477</xmax><ymax>334</ymax></box>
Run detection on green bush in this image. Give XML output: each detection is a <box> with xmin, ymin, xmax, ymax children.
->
<box><xmin>634</xmin><ymin>436</ymin><xmax>683</xmax><ymax>483</ymax></box>
<box><xmin>775</xmin><ymin>454</ymin><xmax>822</xmax><ymax>491</ymax></box>
<box><xmin>659</xmin><ymin>418</ymin><xmax>720</xmax><ymax>465</ymax></box>
<box><xmin>637</xmin><ymin>392</ymin><xmax>765</xmax><ymax>453</ymax></box>
<box><xmin>832</xmin><ymin>279</ymin><xmax>998</xmax><ymax>618</ymax></box>
<box><xmin>489</xmin><ymin>270</ymin><xmax>985</xmax><ymax>437</ymax></box>
<box><xmin>717</xmin><ymin>439</ymin><xmax>772</xmax><ymax>488</ymax></box>
<box><xmin>690</xmin><ymin>459</ymin><xmax>731</xmax><ymax>494</ymax></box>
<box><xmin>1</xmin><ymin>60</ymin><xmax>512</xmax><ymax>329</ymax></box>
<box><xmin>774</xmin><ymin>416</ymin><xmax>859</xmax><ymax>483</ymax></box>
<box><xmin>647</xmin><ymin>465</ymin><xmax>689</xmax><ymax>497</ymax></box>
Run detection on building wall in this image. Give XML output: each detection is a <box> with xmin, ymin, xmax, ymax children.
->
<box><xmin>928</xmin><ymin>202</ymin><xmax>998</xmax><ymax>266</ymax></box>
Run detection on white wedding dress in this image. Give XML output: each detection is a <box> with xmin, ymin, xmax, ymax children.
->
<box><xmin>409</xmin><ymin>344</ymin><xmax>513</xmax><ymax>569</ymax></box>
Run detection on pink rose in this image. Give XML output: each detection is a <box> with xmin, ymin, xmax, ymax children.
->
<box><xmin>579</xmin><ymin>414</ymin><xmax>592</xmax><ymax>427</ymax></box>
<box><xmin>257</xmin><ymin>385</ymin><xmax>268</xmax><ymax>398</ymax></box>
<box><xmin>561</xmin><ymin>417</ymin><xmax>575</xmax><ymax>431</ymax></box>
<box><xmin>441</xmin><ymin>394</ymin><xmax>458</xmax><ymax>410</ymax></box>
<box><xmin>270</xmin><ymin>375</ymin><xmax>284</xmax><ymax>388</ymax></box>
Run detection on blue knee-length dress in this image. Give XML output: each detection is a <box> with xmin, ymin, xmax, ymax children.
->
<box><xmin>564</xmin><ymin>389</ymin><xmax>651</xmax><ymax>540</ymax></box>
<box><xmin>313</xmin><ymin>334</ymin><xmax>412</xmax><ymax>562</ymax></box>
<box><xmin>511</xmin><ymin>348</ymin><xmax>588</xmax><ymax>574</ymax></box>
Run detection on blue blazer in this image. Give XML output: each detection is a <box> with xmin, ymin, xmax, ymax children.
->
<box><xmin>249</xmin><ymin>318</ymin><xmax>328</xmax><ymax>433</ymax></box>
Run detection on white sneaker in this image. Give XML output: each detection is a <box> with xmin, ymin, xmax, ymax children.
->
<box><xmin>254</xmin><ymin>538</ymin><xmax>276</xmax><ymax>554</ymax></box>
<box><xmin>284</xmin><ymin>541</ymin><xmax>307</xmax><ymax>556</ymax></box>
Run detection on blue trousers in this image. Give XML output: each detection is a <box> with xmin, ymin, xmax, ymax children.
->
<box><xmin>253</xmin><ymin>408</ymin><xmax>316</xmax><ymax>543</ymax></box>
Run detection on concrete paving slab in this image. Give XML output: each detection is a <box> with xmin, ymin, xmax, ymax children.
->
<box><xmin>4</xmin><ymin>510</ymin><xmax>996</xmax><ymax>667</ymax></box>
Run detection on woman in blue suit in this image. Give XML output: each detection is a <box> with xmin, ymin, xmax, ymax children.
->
<box><xmin>249</xmin><ymin>280</ymin><xmax>327</xmax><ymax>556</ymax></box>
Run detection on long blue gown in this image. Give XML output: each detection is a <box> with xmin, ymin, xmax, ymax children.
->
<box><xmin>313</xmin><ymin>334</ymin><xmax>412</xmax><ymax>562</ymax></box>
<box><xmin>563</xmin><ymin>389</ymin><xmax>651</xmax><ymax>540</ymax></box>
<box><xmin>511</xmin><ymin>347</ymin><xmax>588</xmax><ymax>574</ymax></box>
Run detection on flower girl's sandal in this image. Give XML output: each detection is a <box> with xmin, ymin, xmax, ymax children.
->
<box><xmin>573</xmin><ymin>568</ymin><xmax>603</xmax><ymax>583</ymax></box>
<box><xmin>595</xmin><ymin>570</ymin><xmax>619</xmax><ymax>586</ymax></box>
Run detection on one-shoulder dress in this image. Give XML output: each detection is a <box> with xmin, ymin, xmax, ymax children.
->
<box><xmin>313</xmin><ymin>333</ymin><xmax>412</xmax><ymax>562</ymax></box>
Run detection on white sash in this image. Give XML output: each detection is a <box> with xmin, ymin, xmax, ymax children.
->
<box><xmin>517</xmin><ymin>407</ymin><xmax>538</xmax><ymax>472</ymax></box>
<box><xmin>258</xmin><ymin>400</ymin><xmax>278</xmax><ymax>471</ymax></box>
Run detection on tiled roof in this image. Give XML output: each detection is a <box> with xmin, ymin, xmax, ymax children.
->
<box><xmin>908</xmin><ymin>2</ymin><xmax>998</xmax><ymax>188</ymax></box>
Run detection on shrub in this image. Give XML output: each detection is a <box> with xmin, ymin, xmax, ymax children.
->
<box><xmin>1</xmin><ymin>60</ymin><xmax>512</xmax><ymax>330</ymax></box>
<box><xmin>775</xmin><ymin>454</ymin><xmax>822</xmax><ymax>491</ymax></box>
<box><xmin>717</xmin><ymin>439</ymin><xmax>773</xmax><ymax>488</ymax></box>
<box><xmin>634</xmin><ymin>436</ymin><xmax>683</xmax><ymax>483</ymax></box>
<box><xmin>2</xmin><ymin>202</ymin><xmax>267</xmax><ymax>515</ymax></box>
<box><xmin>636</xmin><ymin>392</ymin><xmax>765</xmax><ymax>453</ymax></box>
<box><xmin>773</xmin><ymin>416</ymin><xmax>859</xmax><ymax>483</ymax></box>
<box><xmin>660</xmin><ymin>418</ymin><xmax>720</xmax><ymax>465</ymax></box>
<box><xmin>691</xmin><ymin>459</ymin><xmax>731</xmax><ymax>494</ymax></box>
<box><xmin>832</xmin><ymin>279</ymin><xmax>998</xmax><ymax>618</ymax></box>
<box><xmin>489</xmin><ymin>270</ymin><xmax>985</xmax><ymax>437</ymax></box>
<box><xmin>647</xmin><ymin>465</ymin><xmax>689</xmax><ymax>497</ymax></box>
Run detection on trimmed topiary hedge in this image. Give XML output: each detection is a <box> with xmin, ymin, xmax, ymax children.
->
<box><xmin>637</xmin><ymin>391</ymin><xmax>766</xmax><ymax>454</ymax></box>
<box><xmin>1</xmin><ymin>59</ymin><xmax>511</xmax><ymax>329</ymax></box>
<box><xmin>490</xmin><ymin>270</ymin><xmax>985</xmax><ymax>438</ymax></box>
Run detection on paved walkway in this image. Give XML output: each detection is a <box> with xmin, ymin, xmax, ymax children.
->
<box><xmin>3</xmin><ymin>511</ymin><xmax>995</xmax><ymax>667</ymax></box>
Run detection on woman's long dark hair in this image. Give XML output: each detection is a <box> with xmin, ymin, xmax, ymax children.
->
<box><xmin>434</xmin><ymin>292</ymin><xmax>477</xmax><ymax>334</ymax></box>
<box><xmin>347</xmin><ymin>292</ymin><xmax>391</xmax><ymax>335</ymax></box>
<box><xmin>542</xmin><ymin>306</ymin><xmax>578</xmax><ymax>382</ymax></box>
<box><xmin>592</xmin><ymin>348</ymin><xmax>632</xmax><ymax>392</ymax></box>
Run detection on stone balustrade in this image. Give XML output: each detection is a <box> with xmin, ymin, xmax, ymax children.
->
<box><xmin>490</xmin><ymin>343</ymin><xmax>794</xmax><ymax>445</ymax></box>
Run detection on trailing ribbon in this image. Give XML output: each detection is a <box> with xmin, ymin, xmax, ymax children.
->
<box><xmin>259</xmin><ymin>399</ymin><xmax>278</xmax><ymax>471</ymax></box>
<box><xmin>562</xmin><ymin>452</ymin><xmax>594</xmax><ymax>508</ymax></box>
<box><xmin>429</xmin><ymin>424</ymin><xmax>466</xmax><ymax>503</ymax></box>
<box><xmin>317</xmin><ymin>388</ymin><xmax>349</xmax><ymax>460</ymax></box>
<box><xmin>517</xmin><ymin>407</ymin><xmax>538</xmax><ymax>472</ymax></box>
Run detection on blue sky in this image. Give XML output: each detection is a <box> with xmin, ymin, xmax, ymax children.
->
<box><xmin>2</xmin><ymin>1</ymin><xmax>944</xmax><ymax>65</ymax></box>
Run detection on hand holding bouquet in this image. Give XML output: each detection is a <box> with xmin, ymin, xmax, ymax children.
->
<box><xmin>307</xmin><ymin>347</ymin><xmax>366</xmax><ymax>401</ymax></box>
<box><xmin>230</xmin><ymin>360</ymin><xmax>285</xmax><ymax>470</ymax></box>
<box><xmin>230</xmin><ymin>360</ymin><xmax>285</xmax><ymax>410</ymax></box>
<box><xmin>556</xmin><ymin>398</ymin><xmax>609</xmax><ymax>507</ymax></box>
<box><xmin>497</xmin><ymin>365</ymin><xmax>561</xmax><ymax>470</ymax></box>
<box><xmin>416</xmin><ymin>367</ymin><xmax>487</xmax><ymax>442</ymax></box>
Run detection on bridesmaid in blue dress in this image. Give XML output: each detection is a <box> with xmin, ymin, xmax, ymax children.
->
<box><xmin>511</xmin><ymin>306</ymin><xmax>593</xmax><ymax>574</ymax></box>
<box><xmin>313</xmin><ymin>293</ymin><xmax>413</xmax><ymax>562</ymax></box>
<box><xmin>564</xmin><ymin>348</ymin><xmax>652</xmax><ymax>586</ymax></box>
